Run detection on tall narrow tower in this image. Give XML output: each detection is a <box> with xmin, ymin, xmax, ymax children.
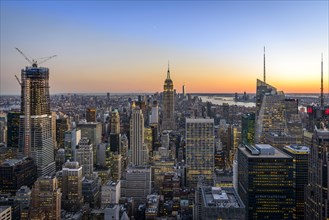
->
<box><xmin>321</xmin><ymin>53</ymin><xmax>324</xmax><ymax>108</ymax></box>
<box><xmin>162</xmin><ymin>64</ymin><xmax>175</xmax><ymax>131</ymax></box>
<box><xmin>19</xmin><ymin>65</ymin><xmax>55</xmax><ymax>177</ymax></box>
<box><xmin>263</xmin><ymin>46</ymin><xmax>266</xmax><ymax>83</ymax></box>
<box><xmin>130</xmin><ymin>109</ymin><xmax>147</xmax><ymax>165</ymax></box>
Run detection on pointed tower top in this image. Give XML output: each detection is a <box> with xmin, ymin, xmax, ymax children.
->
<box><xmin>167</xmin><ymin>61</ymin><xmax>171</xmax><ymax>79</ymax></box>
<box><xmin>321</xmin><ymin>53</ymin><xmax>324</xmax><ymax>108</ymax></box>
<box><xmin>263</xmin><ymin>46</ymin><xmax>266</xmax><ymax>83</ymax></box>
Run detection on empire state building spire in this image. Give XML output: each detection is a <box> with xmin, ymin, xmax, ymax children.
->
<box><xmin>167</xmin><ymin>61</ymin><xmax>171</xmax><ymax>79</ymax></box>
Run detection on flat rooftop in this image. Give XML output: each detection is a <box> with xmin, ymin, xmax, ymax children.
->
<box><xmin>241</xmin><ymin>144</ymin><xmax>291</xmax><ymax>158</ymax></box>
<box><xmin>202</xmin><ymin>187</ymin><xmax>244</xmax><ymax>209</ymax></box>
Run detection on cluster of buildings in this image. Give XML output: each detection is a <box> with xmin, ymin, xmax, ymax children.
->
<box><xmin>0</xmin><ymin>56</ymin><xmax>327</xmax><ymax>220</ymax></box>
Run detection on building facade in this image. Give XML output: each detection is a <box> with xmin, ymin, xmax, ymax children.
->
<box><xmin>237</xmin><ymin>144</ymin><xmax>294</xmax><ymax>219</ymax></box>
<box><xmin>19</xmin><ymin>66</ymin><xmax>55</xmax><ymax>176</ymax></box>
<box><xmin>185</xmin><ymin>118</ymin><xmax>215</xmax><ymax>188</ymax></box>
<box><xmin>162</xmin><ymin>66</ymin><xmax>175</xmax><ymax>131</ymax></box>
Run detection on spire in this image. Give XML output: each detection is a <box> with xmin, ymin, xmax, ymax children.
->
<box><xmin>263</xmin><ymin>46</ymin><xmax>266</xmax><ymax>83</ymax></box>
<box><xmin>321</xmin><ymin>53</ymin><xmax>324</xmax><ymax>108</ymax></box>
<box><xmin>167</xmin><ymin>61</ymin><xmax>171</xmax><ymax>79</ymax></box>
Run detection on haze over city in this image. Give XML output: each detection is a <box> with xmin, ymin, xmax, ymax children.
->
<box><xmin>0</xmin><ymin>1</ymin><xmax>328</xmax><ymax>94</ymax></box>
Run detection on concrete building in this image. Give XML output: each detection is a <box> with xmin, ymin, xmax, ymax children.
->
<box><xmin>130</xmin><ymin>109</ymin><xmax>148</xmax><ymax>166</ymax></box>
<box><xmin>238</xmin><ymin>144</ymin><xmax>294</xmax><ymax>219</ymax></box>
<box><xmin>104</xmin><ymin>204</ymin><xmax>120</xmax><ymax>220</ymax></box>
<box><xmin>121</xmin><ymin>166</ymin><xmax>151</xmax><ymax>199</ymax></box>
<box><xmin>82</xmin><ymin>173</ymin><xmax>101</xmax><ymax>208</ymax></box>
<box><xmin>196</xmin><ymin>186</ymin><xmax>245</xmax><ymax>220</ymax></box>
<box><xmin>15</xmin><ymin>186</ymin><xmax>31</xmax><ymax>211</ymax></box>
<box><xmin>186</xmin><ymin>118</ymin><xmax>215</xmax><ymax>188</ymax></box>
<box><xmin>30</xmin><ymin>176</ymin><xmax>61</xmax><ymax>220</ymax></box>
<box><xmin>64</xmin><ymin>128</ymin><xmax>81</xmax><ymax>162</ymax></box>
<box><xmin>62</xmin><ymin>161</ymin><xmax>84</xmax><ymax>212</ymax></box>
<box><xmin>101</xmin><ymin>180</ymin><xmax>121</xmax><ymax>208</ymax></box>
<box><xmin>86</xmin><ymin>107</ymin><xmax>97</xmax><ymax>123</ymax></box>
<box><xmin>75</xmin><ymin>138</ymin><xmax>93</xmax><ymax>177</ymax></box>
<box><xmin>0</xmin><ymin>206</ymin><xmax>11</xmax><ymax>220</ymax></box>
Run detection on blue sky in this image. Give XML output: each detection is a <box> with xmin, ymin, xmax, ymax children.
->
<box><xmin>1</xmin><ymin>1</ymin><xmax>328</xmax><ymax>94</ymax></box>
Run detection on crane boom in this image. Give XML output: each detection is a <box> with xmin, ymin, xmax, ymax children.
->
<box><xmin>14</xmin><ymin>75</ymin><xmax>22</xmax><ymax>85</ymax></box>
<box><xmin>15</xmin><ymin>48</ymin><xmax>56</xmax><ymax>67</ymax></box>
<box><xmin>15</xmin><ymin>48</ymin><xmax>34</xmax><ymax>66</ymax></box>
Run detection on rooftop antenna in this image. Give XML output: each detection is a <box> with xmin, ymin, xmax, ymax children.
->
<box><xmin>263</xmin><ymin>46</ymin><xmax>266</xmax><ymax>83</ymax></box>
<box><xmin>321</xmin><ymin>53</ymin><xmax>324</xmax><ymax>108</ymax></box>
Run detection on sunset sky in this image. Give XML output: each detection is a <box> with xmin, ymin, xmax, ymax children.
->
<box><xmin>0</xmin><ymin>1</ymin><xmax>328</xmax><ymax>94</ymax></box>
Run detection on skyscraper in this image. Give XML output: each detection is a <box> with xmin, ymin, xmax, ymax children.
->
<box><xmin>7</xmin><ymin>112</ymin><xmax>22</xmax><ymax>149</ymax></box>
<box><xmin>282</xmin><ymin>145</ymin><xmax>309</xmax><ymax>220</ymax></box>
<box><xmin>75</xmin><ymin>138</ymin><xmax>93</xmax><ymax>177</ymax></box>
<box><xmin>241</xmin><ymin>113</ymin><xmax>255</xmax><ymax>145</ymax></box>
<box><xmin>62</xmin><ymin>161</ymin><xmax>84</xmax><ymax>212</ymax></box>
<box><xmin>305</xmin><ymin>127</ymin><xmax>329</xmax><ymax>220</ymax></box>
<box><xmin>162</xmin><ymin>65</ymin><xmax>175</xmax><ymax>131</ymax></box>
<box><xmin>19</xmin><ymin>65</ymin><xmax>55</xmax><ymax>176</ymax></box>
<box><xmin>30</xmin><ymin>176</ymin><xmax>61</xmax><ymax>220</ymax></box>
<box><xmin>185</xmin><ymin>118</ymin><xmax>215</xmax><ymax>188</ymax></box>
<box><xmin>110</xmin><ymin>109</ymin><xmax>121</xmax><ymax>153</ymax></box>
<box><xmin>130</xmin><ymin>109</ymin><xmax>148</xmax><ymax>165</ymax></box>
<box><xmin>237</xmin><ymin>144</ymin><xmax>294</xmax><ymax>219</ymax></box>
<box><xmin>86</xmin><ymin>107</ymin><xmax>97</xmax><ymax>122</ymax></box>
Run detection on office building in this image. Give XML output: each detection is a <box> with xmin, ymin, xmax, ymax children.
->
<box><xmin>64</xmin><ymin>128</ymin><xmax>81</xmax><ymax>162</ymax></box>
<box><xmin>186</xmin><ymin>118</ymin><xmax>215</xmax><ymax>188</ymax></box>
<box><xmin>7</xmin><ymin>112</ymin><xmax>22</xmax><ymax>149</ymax></box>
<box><xmin>101</xmin><ymin>180</ymin><xmax>121</xmax><ymax>208</ymax></box>
<box><xmin>110</xmin><ymin>109</ymin><xmax>121</xmax><ymax>153</ymax></box>
<box><xmin>241</xmin><ymin>113</ymin><xmax>255</xmax><ymax>145</ymax></box>
<box><xmin>121</xmin><ymin>166</ymin><xmax>151</xmax><ymax>199</ymax></box>
<box><xmin>149</xmin><ymin>101</ymin><xmax>159</xmax><ymax>125</ymax></box>
<box><xmin>75</xmin><ymin>138</ymin><xmax>93</xmax><ymax>177</ymax></box>
<box><xmin>15</xmin><ymin>185</ymin><xmax>31</xmax><ymax>211</ymax></box>
<box><xmin>62</xmin><ymin>161</ymin><xmax>84</xmax><ymax>212</ymax></box>
<box><xmin>237</xmin><ymin>144</ymin><xmax>294</xmax><ymax>219</ymax></box>
<box><xmin>305</xmin><ymin>127</ymin><xmax>329</xmax><ymax>220</ymax></box>
<box><xmin>86</xmin><ymin>107</ymin><xmax>97</xmax><ymax>122</ymax></box>
<box><xmin>56</xmin><ymin>117</ymin><xmax>70</xmax><ymax>149</ymax></box>
<box><xmin>0</xmin><ymin>206</ymin><xmax>11</xmax><ymax>220</ymax></box>
<box><xmin>104</xmin><ymin>204</ymin><xmax>120</xmax><ymax>220</ymax></box>
<box><xmin>82</xmin><ymin>173</ymin><xmax>101</xmax><ymax>208</ymax></box>
<box><xmin>130</xmin><ymin>109</ymin><xmax>148</xmax><ymax>165</ymax></box>
<box><xmin>282</xmin><ymin>145</ymin><xmax>309</xmax><ymax>220</ymax></box>
<box><xmin>195</xmin><ymin>186</ymin><xmax>245</xmax><ymax>220</ymax></box>
<box><xmin>162</xmin><ymin>65</ymin><xmax>175</xmax><ymax>131</ymax></box>
<box><xmin>30</xmin><ymin>176</ymin><xmax>61</xmax><ymax>220</ymax></box>
<box><xmin>0</xmin><ymin>158</ymin><xmax>37</xmax><ymax>195</ymax></box>
<box><xmin>18</xmin><ymin>65</ymin><xmax>56</xmax><ymax>176</ymax></box>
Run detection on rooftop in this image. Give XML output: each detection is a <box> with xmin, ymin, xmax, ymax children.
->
<box><xmin>202</xmin><ymin>187</ymin><xmax>244</xmax><ymax>209</ymax></box>
<box><xmin>241</xmin><ymin>144</ymin><xmax>291</xmax><ymax>158</ymax></box>
<box><xmin>283</xmin><ymin>145</ymin><xmax>310</xmax><ymax>154</ymax></box>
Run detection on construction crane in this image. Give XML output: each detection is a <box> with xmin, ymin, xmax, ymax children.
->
<box><xmin>14</xmin><ymin>75</ymin><xmax>21</xmax><ymax>85</ymax></box>
<box><xmin>15</xmin><ymin>47</ymin><xmax>57</xmax><ymax>68</ymax></box>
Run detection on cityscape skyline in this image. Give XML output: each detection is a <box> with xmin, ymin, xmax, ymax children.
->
<box><xmin>0</xmin><ymin>1</ymin><xmax>328</xmax><ymax>95</ymax></box>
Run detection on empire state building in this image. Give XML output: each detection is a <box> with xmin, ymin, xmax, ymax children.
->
<box><xmin>162</xmin><ymin>65</ymin><xmax>175</xmax><ymax>131</ymax></box>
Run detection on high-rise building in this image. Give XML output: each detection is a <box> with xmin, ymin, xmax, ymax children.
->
<box><xmin>56</xmin><ymin>117</ymin><xmax>70</xmax><ymax>149</ymax></box>
<box><xmin>185</xmin><ymin>118</ymin><xmax>214</xmax><ymax>188</ymax></box>
<box><xmin>75</xmin><ymin>138</ymin><xmax>93</xmax><ymax>177</ymax></box>
<box><xmin>121</xmin><ymin>166</ymin><xmax>151</xmax><ymax>199</ymax></box>
<box><xmin>7</xmin><ymin>112</ymin><xmax>22</xmax><ymax>149</ymax></box>
<box><xmin>237</xmin><ymin>144</ymin><xmax>294</xmax><ymax>219</ymax></box>
<box><xmin>195</xmin><ymin>186</ymin><xmax>245</xmax><ymax>220</ymax></box>
<box><xmin>110</xmin><ymin>109</ymin><xmax>121</xmax><ymax>153</ymax></box>
<box><xmin>19</xmin><ymin>65</ymin><xmax>55</xmax><ymax>176</ymax></box>
<box><xmin>86</xmin><ymin>107</ymin><xmax>97</xmax><ymax>122</ymax></box>
<box><xmin>51</xmin><ymin>112</ymin><xmax>57</xmax><ymax>149</ymax></box>
<box><xmin>15</xmin><ymin>185</ymin><xmax>31</xmax><ymax>212</ymax></box>
<box><xmin>30</xmin><ymin>176</ymin><xmax>61</xmax><ymax>220</ymax></box>
<box><xmin>162</xmin><ymin>65</ymin><xmax>175</xmax><ymax>131</ymax></box>
<box><xmin>64</xmin><ymin>128</ymin><xmax>81</xmax><ymax>162</ymax></box>
<box><xmin>0</xmin><ymin>158</ymin><xmax>37</xmax><ymax>195</ymax></box>
<box><xmin>305</xmin><ymin>127</ymin><xmax>329</xmax><ymax>220</ymax></box>
<box><xmin>101</xmin><ymin>180</ymin><xmax>121</xmax><ymax>208</ymax></box>
<box><xmin>255</xmin><ymin>79</ymin><xmax>277</xmax><ymax>117</ymax></box>
<box><xmin>282</xmin><ymin>145</ymin><xmax>309</xmax><ymax>220</ymax></box>
<box><xmin>0</xmin><ymin>206</ymin><xmax>11</xmax><ymax>220</ymax></box>
<box><xmin>62</xmin><ymin>161</ymin><xmax>84</xmax><ymax>212</ymax></box>
<box><xmin>130</xmin><ymin>109</ymin><xmax>148</xmax><ymax>166</ymax></box>
<box><xmin>241</xmin><ymin>113</ymin><xmax>255</xmax><ymax>145</ymax></box>
<box><xmin>149</xmin><ymin>101</ymin><xmax>159</xmax><ymax>125</ymax></box>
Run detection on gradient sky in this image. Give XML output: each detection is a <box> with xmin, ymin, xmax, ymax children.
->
<box><xmin>0</xmin><ymin>1</ymin><xmax>328</xmax><ymax>94</ymax></box>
